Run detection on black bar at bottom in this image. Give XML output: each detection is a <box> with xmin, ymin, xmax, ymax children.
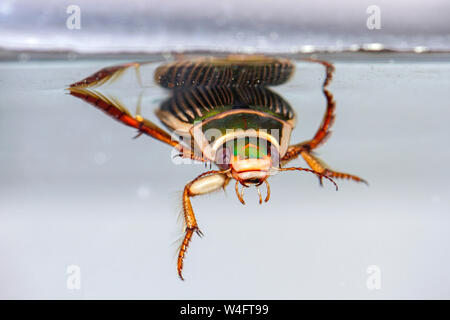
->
<box><xmin>0</xmin><ymin>300</ymin><xmax>446</xmax><ymax>318</ymax></box>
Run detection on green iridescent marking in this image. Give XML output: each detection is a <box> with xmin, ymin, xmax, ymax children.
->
<box><xmin>202</xmin><ymin>113</ymin><xmax>284</xmax><ymax>135</ymax></box>
<box><xmin>231</xmin><ymin>137</ymin><xmax>269</xmax><ymax>159</ymax></box>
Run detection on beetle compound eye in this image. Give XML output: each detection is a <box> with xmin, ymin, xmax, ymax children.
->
<box><xmin>270</xmin><ymin>144</ymin><xmax>281</xmax><ymax>168</ymax></box>
<box><xmin>215</xmin><ymin>146</ymin><xmax>231</xmax><ymax>169</ymax></box>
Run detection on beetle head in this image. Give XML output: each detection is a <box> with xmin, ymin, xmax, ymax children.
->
<box><xmin>215</xmin><ymin>137</ymin><xmax>280</xmax><ymax>204</ymax></box>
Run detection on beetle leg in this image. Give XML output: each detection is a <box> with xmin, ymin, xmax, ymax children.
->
<box><xmin>69</xmin><ymin>86</ymin><xmax>208</xmax><ymax>163</ymax></box>
<box><xmin>281</xmin><ymin>58</ymin><xmax>336</xmax><ymax>164</ymax></box>
<box><xmin>282</xmin><ymin>86</ymin><xmax>335</xmax><ymax>164</ymax></box>
<box><xmin>281</xmin><ymin>59</ymin><xmax>365</xmax><ymax>184</ymax></box>
<box><xmin>178</xmin><ymin>171</ymin><xmax>229</xmax><ymax>280</ymax></box>
<box><xmin>299</xmin><ymin>150</ymin><xmax>367</xmax><ymax>185</ymax></box>
<box><xmin>299</xmin><ymin>57</ymin><xmax>336</xmax><ymax>87</ymax></box>
<box><xmin>69</xmin><ymin>62</ymin><xmax>143</xmax><ymax>88</ymax></box>
<box><xmin>282</xmin><ymin>58</ymin><xmax>335</xmax><ymax>164</ymax></box>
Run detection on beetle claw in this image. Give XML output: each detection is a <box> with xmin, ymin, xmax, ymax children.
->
<box><xmin>196</xmin><ymin>228</ymin><xmax>204</xmax><ymax>237</ymax></box>
<box><xmin>132</xmin><ymin>131</ymin><xmax>143</xmax><ymax>139</ymax></box>
<box><xmin>318</xmin><ymin>176</ymin><xmax>324</xmax><ymax>187</ymax></box>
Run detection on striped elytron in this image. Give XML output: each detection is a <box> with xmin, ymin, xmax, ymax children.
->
<box><xmin>69</xmin><ymin>55</ymin><xmax>366</xmax><ymax>280</ymax></box>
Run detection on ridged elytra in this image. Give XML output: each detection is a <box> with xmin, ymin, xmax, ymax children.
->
<box><xmin>154</xmin><ymin>55</ymin><xmax>294</xmax><ymax>88</ymax></box>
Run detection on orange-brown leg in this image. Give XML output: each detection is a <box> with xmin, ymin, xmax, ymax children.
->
<box><xmin>69</xmin><ymin>86</ymin><xmax>207</xmax><ymax>162</ymax></box>
<box><xmin>282</xmin><ymin>58</ymin><xmax>336</xmax><ymax>163</ymax></box>
<box><xmin>281</xmin><ymin>59</ymin><xmax>365</xmax><ymax>184</ymax></box>
<box><xmin>300</xmin><ymin>150</ymin><xmax>367</xmax><ymax>185</ymax></box>
<box><xmin>69</xmin><ymin>62</ymin><xmax>144</xmax><ymax>88</ymax></box>
<box><xmin>177</xmin><ymin>171</ymin><xmax>229</xmax><ymax>280</ymax></box>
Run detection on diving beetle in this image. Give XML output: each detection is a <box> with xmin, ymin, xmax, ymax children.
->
<box><xmin>69</xmin><ymin>55</ymin><xmax>366</xmax><ymax>280</ymax></box>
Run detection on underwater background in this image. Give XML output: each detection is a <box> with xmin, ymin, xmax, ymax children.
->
<box><xmin>0</xmin><ymin>0</ymin><xmax>449</xmax><ymax>299</ymax></box>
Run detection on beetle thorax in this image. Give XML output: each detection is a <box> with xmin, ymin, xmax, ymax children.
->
<box><xmin>215</xmin><ymin>135</ymin><xmax>280</xmax><ymax>186</ymax></box>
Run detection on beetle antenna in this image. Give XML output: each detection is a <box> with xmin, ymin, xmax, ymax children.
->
<box><xmin>277</xmin><ymin>167</ymin><xmax>338</xmax><ymax>191</ymax></box>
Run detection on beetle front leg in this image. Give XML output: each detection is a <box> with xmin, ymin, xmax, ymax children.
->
<box><xmin>178</xmin><ymin>171</ymin><xmax>229</xmax><ymax>280</ymax></box>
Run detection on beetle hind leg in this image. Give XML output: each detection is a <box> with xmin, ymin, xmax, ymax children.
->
<box><xmin>281</xmin><ymin>86</ymin><xmax>335</xmax><ymax>164</ymax></box>
<box><xmin>281</xmin><ymin>58</ymin><xmax>336</xmax><ymax>164</ymax></box>
<box><xmin>280</xmin><ymin>58</ymin><xmax>365</xmax><ymax>185</ymax></box>
<box><xmin>69</xmin><ymin>62</ymin><xmax>142</xmax><ymax>88</ymax></box>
